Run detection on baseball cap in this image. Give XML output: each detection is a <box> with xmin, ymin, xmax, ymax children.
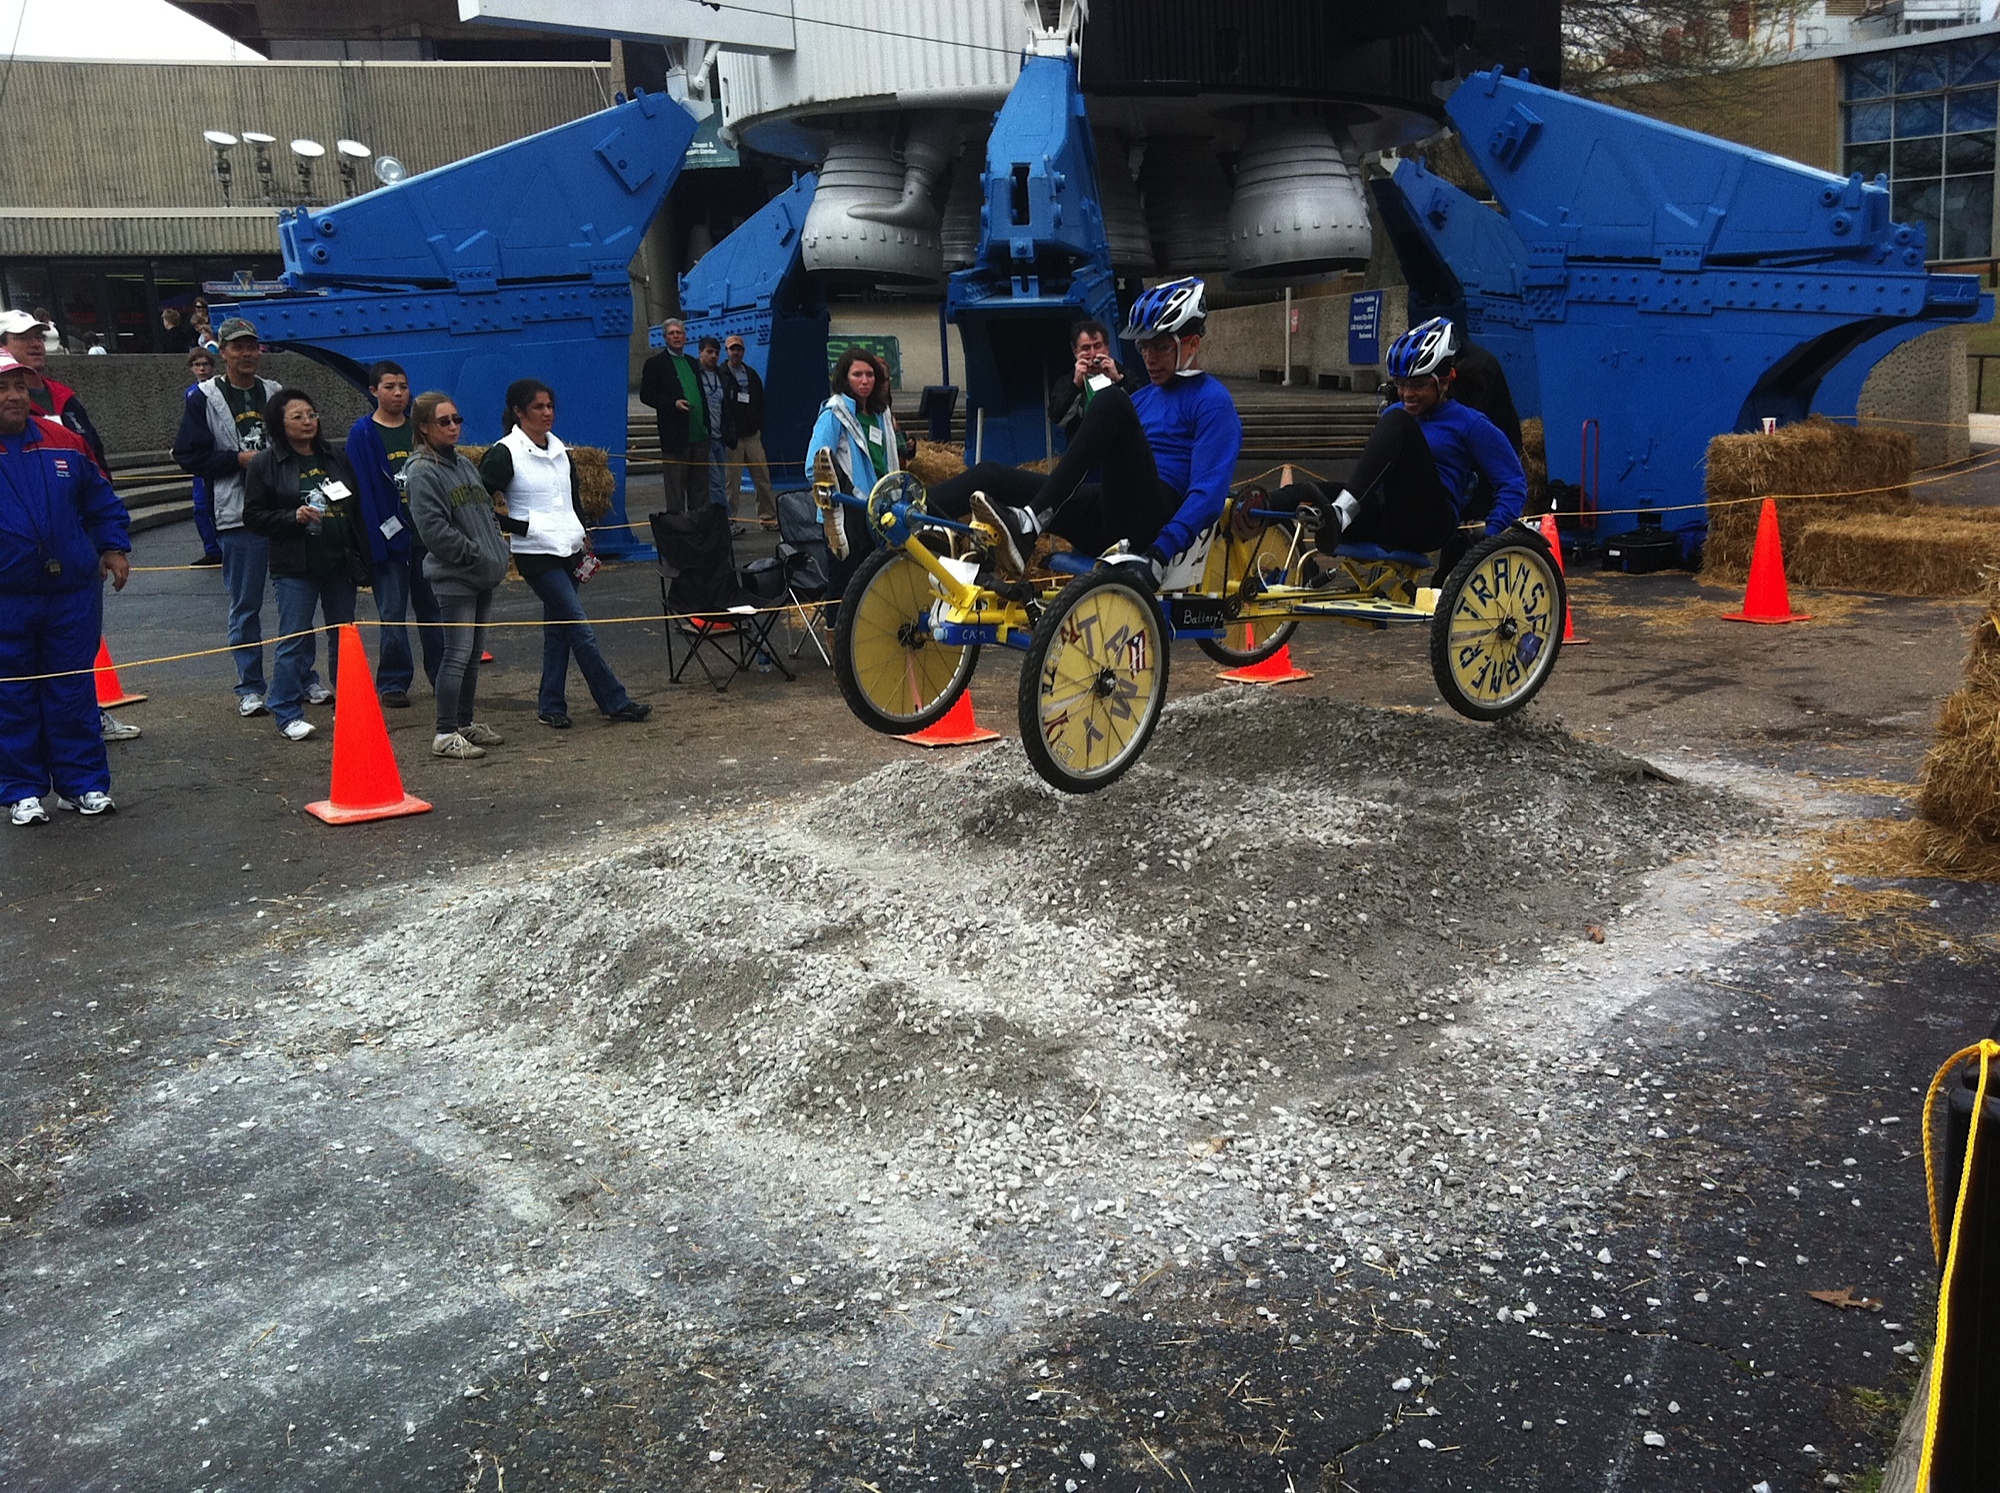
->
<box><xmin>215</xmin><ymin>316</ymin><xmax>260</xmax><ymax>344</ymax></box>
<box><xmin>0</xmin><ymin>350</ymin><xmax>32</xmax><ymax>376</ymax></box>
<box><xmin>0</xmin><ymin>309</ymin><xmax>48</xmax><ymax>336</ymax></box>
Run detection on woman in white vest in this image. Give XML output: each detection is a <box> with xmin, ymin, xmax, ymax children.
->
<box><xmin>478</xmin><ymin>379</ymin><xmax>650</xmax><ymax>731</ymax></box>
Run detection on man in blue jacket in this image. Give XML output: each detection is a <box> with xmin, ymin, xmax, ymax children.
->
<box><xmin>0</xmin><ymin>351</ymin><xmax>131</xmax><ymax>825</ymax></box>
<box><xmin>1269</xmin><ymin>317</ymin><xmax>1526</xmax><ymax>560</ymax></box>
<box><xmin>346</xmin><ymin>360</ymin><xmax>438</xmax><ymax>707</ymax></box>
<box><xmin>945</xmin><ymin>277</ymin><xmax>1244</xmax><ymax>588</ymax></box>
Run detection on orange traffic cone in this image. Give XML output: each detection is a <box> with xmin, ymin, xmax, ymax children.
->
<box><xmin>1218</xmin><ymin>624</ymin><xmax>1313</xmax><ymax>684</ymax></box>
<box><xmin>93</xmin><ymin>638</ymin><xmax>146</xmax><ymax>706</ymax></box>
<box><xmin>1538</xmin><ymin>514</ymin><xmax>1589</xmax><ymax>646</ymax></box>
<box><xmin>305</xmin><ymin>624</ymin><xmax>434</xmax><ymax>825</ymax></box>
<box><xmin>898</xmin><ymin>690</ymin><xmax>1001</xmax><ymax>748</ymax></box>
<box><xmin>1723</xmin><ymin>499</ymin><xmax>1810</xmax><ymax>624</ymax></box>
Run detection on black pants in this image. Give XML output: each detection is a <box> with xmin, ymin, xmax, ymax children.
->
<box><xmin>1273</xmin><ymin>406</ymin><xmax>1460</xmax><ymax>555</ymax></box>
<box><xmin>929</xmin><ymin>388</ymin><xmax>1179</xmax><ymax>558</ymax></box>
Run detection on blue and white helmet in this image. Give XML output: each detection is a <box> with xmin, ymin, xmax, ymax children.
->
<box><xmin>1385</xmin><ymin>316</ymin><xmax>1461</xmax><ymax>380</ymax></box>
<box><xmin>1122</xmin><ymin>276</ymin><xmax>1207</xmax><ymax>341</ymax></box>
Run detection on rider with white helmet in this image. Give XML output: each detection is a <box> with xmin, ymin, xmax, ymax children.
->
<box><xmin>945</xmin><ymin>275</ymin><xmax>1243</xmax><ymax>585</ymax></box>
<box><xmin>1267</xmin><ymin>314</ymin><xmax>1527</xmax><ymax>558</ymax></box>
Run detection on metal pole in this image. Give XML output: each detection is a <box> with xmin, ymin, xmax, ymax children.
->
<box><xmin>975</xmin><ymin>407</ymin><xmax>985</xmax><ymax>465</ymax></box>
<box><xmin>1282</xmin><ymin>287</ymin><xmax>1292</xmax><ymax>386</ymax></box>
<box><xmin>938</xmin><ymin>300</ymin><xmax>951</xmax><ymax>387</ymax></box>
<box><xmin>1043</xmin><ymin>363</ymin><xmax>1053</xmax><ymax>464</ymax></box>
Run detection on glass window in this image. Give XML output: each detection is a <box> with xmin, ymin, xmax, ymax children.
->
<box><xmin>1943</xmin><ymin>174</ymin><xmax>1993</xmax><ymax>260</ymax></box>
<box><xmin>1897</xmin><ymin>95</ymin><xmax>1946</xmax><ymax>137</ymax></box>
<box><xmin>1947</xmin><ymin>130</ymin><xmax>1995</xmax><ymax>174</ymax></box>
<box><xmin>1847</xmin><ymin>55</ymin><xmax>1894</xmax><ymax>99</ymax></box>
<box><xmin>1949</xmin><ymin>86</ymin><xmax>1998</xmax><ymax>133</ymax></box>
<box><xmin>1953</xmin><ymin>36</ymin><xmax>2000</xmax><ymax>86</ymax></box>
<box><xmin>1846</xmin><ymin>140</ymin><xmax>1892</xmax><ymax>180</ymax></box>
<box><xmin>1898</xmin><ymin>44</ymin><xmax>1950</xmax><ymax>95</ymax></box>
<box><xmin>1896</xmin><ymin>135</ymin><xmax>1944</xmax><ymax>177</ymax></box>
<box><xmin>1846</xmin><ymin>101</ymin><xmax>1893</xmax><ymax>143</ymax></box>
<box><xmin>1894</xmin><ymin>176</ymin><xmax>1944</xmax><ymax>247</ymax></box>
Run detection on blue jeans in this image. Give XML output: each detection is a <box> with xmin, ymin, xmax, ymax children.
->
<box><xmin>191</xmin><ymin>477</ymin><xmax>220</xmax><ymax>557</ymax></box>
<box><xmin>522</xmin><ymin>562</ymin><xmax>633</xmax><ymax>718</ymax></box>
<box><xmin>218</xmin><ymin>527</ymin><xmax>268</xmax><ymax>696</ymax></box>
<box><xmin>269</xmin><ymin>573</ymin><xmax>357</xmax><ymax>728</ymax></box>
<box><xmin>433</xmin><ymin>586</ymin><xmax>493</xmax><ymax>734</ymax></box>
<box><xmin>371</xmin><ymin>546</ymin><xmax>442</xmax><ymax>694</ymax></box>
<box><xmin>707</xmin><ymin>438</ymin><xmax>729</xmax><ymax>506</ymax></box>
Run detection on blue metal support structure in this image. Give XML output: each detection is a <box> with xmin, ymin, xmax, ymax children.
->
<box><xmin>945</xmin><ymin>50</ymin><xmax>1122</xmax><ymax>466</ymax></box>
<box><xmin>678</xmin><ymin>173</ymin><xmax>830</xmax><ymax>487</ymax></box>
<box><xmin>220</xmin><ymin>90</ymin><xmax>701</xmax><ymax>559</ymax></box>
<box><xmin>1375</xmin><ymin>67</ymin><xmax>1992</xmax><ymax>555</ymax></box>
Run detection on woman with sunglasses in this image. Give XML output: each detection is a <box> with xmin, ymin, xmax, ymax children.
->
<box><xmin>480</xmin><ymin>378</ymin><xmax>649</xmax><ymax>730</ymax></box>
<box><xmin>406</xmin><ymin>392</ymin><xmax>508</xmax><ymax>759</ymax></box>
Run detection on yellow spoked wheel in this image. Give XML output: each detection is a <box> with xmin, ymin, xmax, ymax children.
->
<box><xmin>834</xmin><ymin>546</ymin><xmax>977</xmax><ymax>734</ymax></box>
<box><xmin>1198</xmin><ymin>522</ymin><xmax>1307</xmax><ymax>666</ymax></box>
<box><xmin>1429</xmin><ymin>528</ymin><xmax>1564</xmax><ymax>721</ymax></box>
<box><xmin>1018</xmin><ymin>570</ymin><xmax>1171</xmax><ymax>794</ymax></box>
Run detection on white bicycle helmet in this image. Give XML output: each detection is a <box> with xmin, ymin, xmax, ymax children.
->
<box><xmin>1386</xmin><ymin>316</ymin><xmax>1461</xmax><ymax>380</ymax></box>
<box><xmin>1122</xmin><ymin>277</ymin><xmax>1208</xmax><ymax>341</ymax></box>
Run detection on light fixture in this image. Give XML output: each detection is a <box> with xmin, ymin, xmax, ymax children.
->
<box><xmin>242</xmin><ymin>131</ymin><xmax>277</xmax><ymax>202</ymax></box>
<box><xmin>290</xmin><ymin>138</ymin><xmax>325</xmax><ymax>202</ymax></box>
<box><xmin>203</xmin><ymin>129</ymin><xmax>238</xmax><ymax>203</ymax></box>
<box><xmin>335</xmin><ymin>138</ymin><xmax>370</xmax><ymax>198</ymax></box>
<box><xmin>373</xmin><ymin>155</ymin><xmax>407</xmax><ymax>186</ymax></box>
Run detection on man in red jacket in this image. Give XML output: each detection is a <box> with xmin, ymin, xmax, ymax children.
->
<box><xmin>0</xmin><ymin>351</ymin><xmax>131</xmax><ymax>824</ymax></box>
<box><xmin>0</xmin><ymin>310</ymin><xmax>109</xmax><ymax>474</ymax></box>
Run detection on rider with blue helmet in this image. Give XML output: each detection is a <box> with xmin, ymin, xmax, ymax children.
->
<box><xmin>927</xmin><ymin>276</ymin><xmax>1243</xmax><ymax>586</ymax></box>
<box><xmin>1268</xmin><ymin>315</ymin><xmax>1526</xmax><ymax>559</ymax></box>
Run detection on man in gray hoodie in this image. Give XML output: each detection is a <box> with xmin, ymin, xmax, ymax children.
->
<box><xmin>404</xmin><ymin>396</ymin><xmax>510</xmax><ymax>760</ymax></box>
<box><xmin>171</xmin><ymin>318</ymin><xmax>309</xmax><ymax>716</ymax></box>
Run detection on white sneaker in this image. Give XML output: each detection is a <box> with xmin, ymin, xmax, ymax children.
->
<box><xmin>305</xmin><ymin>681</ymin><xmax>335</xmax><ymax>705</ymax></box>
<box><xmin>9</xmin><ymin>797</ymin><xmax>48</xmax><ymax>826</ymax></box>
<box><xmin>56</xmin><ymin>791</ymin><xmax>115</xmax><ymax>816</ymax></box>
<box><xmin>238</xmin><ymin>694</ymin><xmax>267</xmax><ymax>718</ymax></box>
<box><xmin>99</xmin><ymin>711</ymin><xmax>141</xmax><ymax>742</ymax></box>
<box><xmin>281</xmin><ymin>719</ymin><xmax>316</xmax><ymax>741</ymax></box>
<box><xmin>431</xmin><ymin>731</ymin><xmax>487</xmax><ymax>760</ymax></box>
<box><xmin>458</xmin><ymin>721</ymin><xmax>504</xmax><ymax>747</ymax></box>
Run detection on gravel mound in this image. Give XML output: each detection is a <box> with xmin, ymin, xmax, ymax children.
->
<box><xmin>278</xmin><ymin>690</ymin><xmax>1762</xmax><ymax>1387</ymax></box>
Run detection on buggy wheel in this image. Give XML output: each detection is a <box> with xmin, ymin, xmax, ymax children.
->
<box><xmin>1018</xmin><ymin>569</ymin><xmax>1171</xmax><ymax>794</ymax></box>
<box><xmin>1429</xmin><ymin>528</ymin><xmax>1564</xmax><ymax>721</ymax></box>
<box><xmin>834</xmin><ymin>546</ymin><xmax>978</xmax><ymax>734</ymax></box>
<box><xmin>1197</xmin><ymin>520</ymin><xmax>1303</xmax><ymax>665</ymax></box>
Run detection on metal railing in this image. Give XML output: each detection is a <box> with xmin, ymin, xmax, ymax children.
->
<box><xmin>1972</xmin><ymin>353</ymin><xmax>2000</xmax><ymax>414</ymax></box>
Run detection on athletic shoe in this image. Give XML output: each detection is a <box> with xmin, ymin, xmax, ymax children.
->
<box><xmin>431</xmin><ymin>732</ymin><xmax>486</xmax><ymax>760</ymax></box>
<box><xmin>280</xmin><ymin>719</ymin><xmax>316</xmax><ymax>741</ymax></box>
<box><xmin>305</xmin><ymin>681</ymin><xmax>335</xmax><ymax>705</ymax></box>
<box><xmin>9</xmin><ymin>797</ymin><xmax>48</xmax><ymax>827</ymax></box>
<box><xmin>99</xmin><ymin>711</ymin><xmax>141</xmax><ymax>742</ymax></box>
<box><xmin>458</xmin><ymin>721</ymin><xmax>504</xmax><ymax>747</ymax></box>
<box><xmin>380</xmin><ymin>689</ymin><xmax>412</xmax><ymax>709</ymax></box>
<box><xmin>538</xmin><ymin>712</ymin><xmax>572</xmax><ymax>730</ymax></box>
<box><xmin>237</xmin><ymin>694</ymin><xmax>267</xmax><ymax>718</ymax></box>
<box><xmin>812</xmin><ymin>448</ymin><xmax>848</xmax><ymax>560</ymax></box>
<box><xmin>56</xmin><ymin>791</ymin><xmax>115</xmax><ymax>816</ymax></box>
<box><xmin>970</xmin><ymin>491</ymin><xmax>1038</xmax><ymax>580</ymax></box>
<box><xmin>191</xmin><ymin>553</ymin><xmax>222</xmax><ymax>567</ymax></box>
<box><xmin>609</xmin><ymin>701</ymin><xmax>652</xmax><ymax>723</ymax></box>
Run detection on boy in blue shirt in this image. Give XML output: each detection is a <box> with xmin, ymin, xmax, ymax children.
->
<box><xmin>1271</xmin><ymin>317</ymin><xmax>1527</xmax><ymax>558</ymax></box>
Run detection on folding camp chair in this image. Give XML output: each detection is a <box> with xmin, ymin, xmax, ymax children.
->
<box><xmin>651</xmin><ymin>506</ymin><xmax>795</xmax><ymax>691</ymax></box>
<box><xmin>773</xmin><ymin>487</ymin><xmax>835</xmax><ymax>666</ymax></box>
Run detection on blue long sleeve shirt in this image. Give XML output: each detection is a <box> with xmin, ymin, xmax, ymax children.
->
<box><xmin>1395</xmin><ymin>397</ymin><xmax>1528</xmax><ymax>535</ymax></box>
<box><xmin>0</xmin><ymin>418</ymin><xmax>130</xmax><ymax>595</ymax></box>
<box><xmin>1132</xmin><ymin>373</ymin><xmax>1243</xmax><ymax>562</ymax></box>
<box><xmin>345</xmin><ymin>417</ymin><xmax>412</xmax><ymax>566</ymax></box>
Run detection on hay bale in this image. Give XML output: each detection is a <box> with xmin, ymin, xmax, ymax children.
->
<box><xmin>905</xmin><ymin>440</ymin><xmax>966</xmax><ymax>487</ymax></box>
<box><xmin>1702</xmin><ymin>417</ymin><xmax>1914</xmax><ymax>581</ymax></box>
<box><xmin>1790</xmin><ymin>512</ymin><xmax>2000</xmax><ymax>597</ymax></box>
<box><xmin>1921</xmin><ymin>571</ymin><xmax>2000</xmax><ymax>866</ymax></box>
<box><xmin>1521</xmin><ymin>417</ymin><xmax>1548</xmax><ymax>509</ymax></box>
